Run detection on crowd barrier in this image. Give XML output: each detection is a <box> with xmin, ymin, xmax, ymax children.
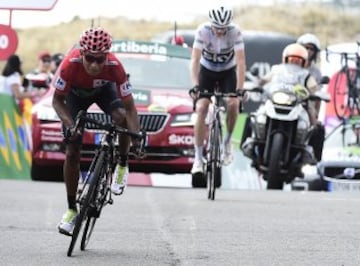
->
<box><xmin>0</xmin><ymin>93</ymin><xmax>31</xmax><ymax>180</ymax></box>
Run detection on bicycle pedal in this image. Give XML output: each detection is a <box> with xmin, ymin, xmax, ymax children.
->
<box><xmin>108</xmin><ymin>199</ymin><xmax>114</xmax><ymax>205</ymax></box>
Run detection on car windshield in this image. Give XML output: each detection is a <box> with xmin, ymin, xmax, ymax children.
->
<box><xmin>116</xmin><ymin>54</ymin><xmax>192</xmax><ymax>90</ymax></box>
<box><xmin>325</xmin><ymin>125</ymin><xmax>360</xmax><ymax>149</ymax></box>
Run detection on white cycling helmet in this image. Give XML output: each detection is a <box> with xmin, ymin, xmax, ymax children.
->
<box><xmin>208</xmin><ymin>6</ymin><xmax>233</xmax><ymax>28</ymax></box>
<box><xmin>297</xmin><ymin>33</ymin><xmax>321</xmax><ymax>51</ymax></box>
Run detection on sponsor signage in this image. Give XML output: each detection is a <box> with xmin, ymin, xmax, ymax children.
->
<box><xmin>111</xmin><ymin>40</ymin><xmax>191</xmax><ymax>59</ymax></box>
<box><xmin>0</xmin><ymin>24</ymin><xmax>18</xmax><ymax>60</ymax></box>
<box><xmin>132</xmin><ymin>89</ymin><xmax>151</xmax><ymax>105</ymax></box>
<box><xmin>168</xmin><ymin>134</ymin><xmax>194</xmax><ymax>145</ymax></box>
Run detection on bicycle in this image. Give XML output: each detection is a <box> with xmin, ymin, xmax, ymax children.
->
<box><xmin>66</xmin><ymin>110</ymin><xmax>146</xmax><ymax>257</ymax></box>
<box><xmin>326</xmin><ymin>42</ymin><xmax>360</xmax><ymax>120</ymax></box>
<box><xmin>191</xmin><ymin>86</ymin><xmax>242</xmax><ymax>200</ymax></box>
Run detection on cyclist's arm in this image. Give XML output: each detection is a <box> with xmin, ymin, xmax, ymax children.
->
<box><xmin>234</xmin><ymin>49</ymin><xmax>246</xmax><ymax>90</ymax></box>
<box><xmin>190</xmin><ymin>47</ymin><xmax>202</xmax><ymax>86</ymax></box>
<box><xmin>52</xmin><ymin>91</ymin><xmax>73</xmax><ymax>127</ymax></box>
<box><xmin>122</xmin><ymin>95</ymin><xmax>140</xmax><ymax>133</ymax></box>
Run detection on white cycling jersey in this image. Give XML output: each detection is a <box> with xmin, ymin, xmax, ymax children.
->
<box><xmin>193</xmin><ymin>22</ymin><xmax>245</xmax><ymax>72</ymax></box>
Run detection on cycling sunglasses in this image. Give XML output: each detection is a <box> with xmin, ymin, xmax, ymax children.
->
<box><xmin>84</xmin><ymin>54</ymin><xmax>107</xmax><ymax>64</ymax></box>
<box><xmin>211</xmin><ymin>24</ymin><xmax>227</xmax><ymax>33</ymax></box>
<box><xmin>304</xmin><ymin>45</ymin><xmax>316</xmax><ymax>52</ymax></box>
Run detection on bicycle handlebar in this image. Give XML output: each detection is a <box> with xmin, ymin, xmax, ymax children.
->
<box><xmin>191</xmin><ymin>87</ymin><xmax>264</xmax><ymax>111</ymax></box>
<box><xmin>74</xmin><ymin>110</ymin><xmax>145</xmax><ymax>139</ymax></box>
<box><xmin>73</xmin><ymin>110</ymin><xmax>147</xmax><ymax>158</ymax></box>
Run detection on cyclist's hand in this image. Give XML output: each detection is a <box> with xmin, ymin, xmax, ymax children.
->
<box><xmin>64</xmin><ymin>124</ymin><xmax>81</xmax><ymax>141</ymax></box>
<box><xmin>130</xmin><ymin>138</ymin><xmax>146</xmax><ymax>159</ymax></box>
<box><xmin>188</xmin><ymin>85</ymin><xmax>200</xmax><ymax>100</ymax></box>
<box><xmin>237</xmin><ymin>89</ymin><xmax>248</xmax><ymax>102</ymax></box>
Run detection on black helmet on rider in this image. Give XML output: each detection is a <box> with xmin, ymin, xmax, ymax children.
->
<box><xmin>282</xmin><ymin>43</ymin><xmax>308</xmax><ymax>68</ymax></box>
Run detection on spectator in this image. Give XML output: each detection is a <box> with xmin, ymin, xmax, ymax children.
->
<box><xmin>51</xmin><ymin>52</ymin><xmax>65</xmax><ymax>74</ymax></box>
<box><xmin>1</xmin><ymin>54</ymin><xmax>42</xmax><ymax>107</ymax></box>
<box><xmin>25</xmin><ymin>51</ymin><xmax>53</xmax><ymax>102</ymax></box>
<box><xmin>171</xmin><ymin>35</ymin><xmax>187</xmax><ymax>47</ymax></box>
<box><xmin>2</xmin><ymin>54</ymin><xmax>37</xmax><ymax>149</ymax></box>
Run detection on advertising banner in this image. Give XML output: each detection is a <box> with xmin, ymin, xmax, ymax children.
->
<box><xmin>0</xmin><ymin>94</ymin><xmax>31</xmax><ymax>179</ymax></box>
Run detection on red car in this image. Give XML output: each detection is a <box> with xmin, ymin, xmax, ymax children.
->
<box><xmin>31</xmin><ymin>40</ymin><xmax>195</xmax><ymax>180</ymax></box>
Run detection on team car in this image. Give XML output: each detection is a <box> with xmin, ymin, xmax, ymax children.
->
<box><xmin>291</xmin><ymin>119</ymin><xmax>360</xmax><ymax>191</ymax></box>
<box><xmin>31</xmin><ymin>40</ymin><xmax>194</xmax><ymax>180</ymax></box>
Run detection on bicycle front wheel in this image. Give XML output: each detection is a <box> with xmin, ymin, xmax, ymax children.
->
<box><xmin>67</xmin><ymin>151</ymin><xmax>106</xmax><ymax>257</ymax></box>
<box><xmin>80</xmin><ymin>215</ymin><xmax>97</xmax><ymax>251</ymax></box>
<box><xmin>81</xmin><ymin>167</ymin><xmax>110</xmax><ymax>251</ymax></box>
<box><xmin>207</xmin><ymin>118</ymin><xmax>222</xmax><ymax>200</ymax></box>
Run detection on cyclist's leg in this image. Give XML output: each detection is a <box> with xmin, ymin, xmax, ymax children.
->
<box><xmin>192</xmin><ymin>66</ymin><xmax>214</xmax><ymax>173</ymax></box>
<box><xmin>220</xmin><ymin>67</ymin><xmax>238</xmax><ymax>165</ymax></box>
<box><xmin>96</xmin><ymin>83</ymin><xmax>128</xmax><ymax>157</ymax></box>
<box><xmin>96</xmin><ymin>84</ymin><xmax>129</xmax><ymax>195</ymax></box>
<box><xmin>58</xmin><ymin>90</ymin><xmax>92</xmax><ymax>235</ymax></box>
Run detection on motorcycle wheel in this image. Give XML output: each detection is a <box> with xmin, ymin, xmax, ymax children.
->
<box><xmin>266</xmin><ymin>132</ymin><xmax>284</xmax><ymax>190</ymax></box>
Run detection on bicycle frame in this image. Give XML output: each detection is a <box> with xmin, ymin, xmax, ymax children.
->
<box><xmin>199</xmin><ymin>88</ymin><xmax>240</xmax><ymax>200</ymax></box>
<box><xmin>67</xmin><ymin>110</ymin><xmax>145</xmax><ymax>256</ymax></box>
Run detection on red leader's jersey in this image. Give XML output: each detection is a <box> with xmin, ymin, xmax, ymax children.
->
<box><xmin>52</xmin><ymin>48</ymin><xmax>132</xmax><ymax>99</ymax></box>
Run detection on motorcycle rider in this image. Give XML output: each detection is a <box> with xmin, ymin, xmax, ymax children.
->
<box><xmin>297</xmin><ymin>33</ymin><xmax>322</xmax><ymax>84</ymax></box>
<box><xmin>242</xmin><ymin>43</ymin><xmax>321</xmax><ymax>165</ymax></box>
<box><xmin>297</xmin><ymin>33</ymin><xmax>327</xmax><ymax>161</ymax></box>
<box><xmin>259</xmin><ymin>43</ymin><xmax>318</xmax><ymax>124</ymax></box>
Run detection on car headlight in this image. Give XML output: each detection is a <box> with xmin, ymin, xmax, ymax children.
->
<box><xmin>302</xmin><ymin>164</ymin><xmax>318</xmax><ymax>176</ymax></box>
<box><xmin>271</xmin><ymin>91</ymin><xmax>296</xmax><ymax>105</ymax></box>
<box><xmin>32</xmin><ymin>105</ymin><xmax>60</xmax><ymax>121</ymax></box>
<box><xmin>171</xmin><ymin>113</ymin><xmax>197</xmax><ymax>127</ymax></box>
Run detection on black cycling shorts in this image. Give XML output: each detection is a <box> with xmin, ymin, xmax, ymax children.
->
<box><xmin>63</xmin><ymin>83</ymin><xmax>123</xmax><ymax>144</ymax></box>
<box><xmin>198</xmin><ymin>65</ymin><xmax>237</xmax><ymax>99</ymax></box>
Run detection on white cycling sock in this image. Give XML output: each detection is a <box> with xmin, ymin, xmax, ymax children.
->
<box><xmin>224</xmin><ymin>133</ymin><xmax>231</xmax><ymax>145</ymax></box>
<box><xmin>194</xmin><ymin>145</ymin><xmax>203</xmax><ymax>162</ymax></box>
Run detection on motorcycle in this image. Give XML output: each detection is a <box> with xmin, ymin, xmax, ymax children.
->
<box><xmin>241</xmin><ymin>79</ymin><xmax>329</xmax><ymax>190</ymax></box>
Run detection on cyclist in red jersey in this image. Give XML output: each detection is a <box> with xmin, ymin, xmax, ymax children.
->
<box><xmin>52</xmin><ymin>27</ymin><xmax>141</xmax><ymax>236</ymax></box>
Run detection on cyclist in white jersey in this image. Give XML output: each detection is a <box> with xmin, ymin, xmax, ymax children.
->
<box><xmin>189</xmin><ymin>5</ymin><xmax>246</xmax><ymax>175</ymax></box>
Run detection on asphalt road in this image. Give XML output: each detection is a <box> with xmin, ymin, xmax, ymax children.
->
<box><xmin>1</xmin><ymin>179</ymin><xmax>360</xmax><ymax>265</ymax></box>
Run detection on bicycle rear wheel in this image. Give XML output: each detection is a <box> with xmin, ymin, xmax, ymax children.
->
<box><xmin>67</xmin><ymin>151</ymin><xmax>106</xmax><ymax>257</ymax></box>
<box><xmin>207</xmin><ymin>119</ymin><xmax>221</xmax><ymax>200</ymax></box>
<box><xmin>333</xmin><ymin>70</ymin><xmax>350</xmax><ymax>119</ymax></box>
